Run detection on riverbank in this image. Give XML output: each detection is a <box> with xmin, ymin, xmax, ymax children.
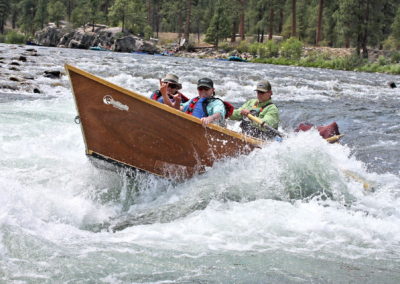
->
<box><xmin>171</xmin><ymin>43</ymin><xmax>400</xmax><ymax>76</ymax></box>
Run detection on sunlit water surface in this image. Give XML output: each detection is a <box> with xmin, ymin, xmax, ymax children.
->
<box><xmin>1</xmin><ymin>44</ymin><xmax>400</xmax><ymax>283</ymax></box>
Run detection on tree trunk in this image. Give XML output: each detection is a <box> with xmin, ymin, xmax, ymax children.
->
<box><xmin>184</xmin><ymin>0</ymin><xmax>191</xmax><ymax>46</ymax></box>
<box><xmin>291</xmin><ymin>0</ymin><xmax>296</xmax><ymax>37</ymax></box>
<box><xmin>239</xmin><ymin>0</ymin><xmax>246</xmax><ymax>40</ymax></box>
<box><xmin>67</xmin><ymin>0</ymin><xmax>72</xmax><ymax>22</ymax></box>
<box><xmin>231</xmin><ymin>20</ymin><xmax>237</xmax><ymax>42</ymax></box>
<box><xmin>361</xmin><ymin>0</ymin><xmax>369</xmax><ymax>58</ymax></box>
<box><xmin>278</xmin><ymin>8</ymin><xmax>283</xmax><ymax>33</ymax></box>
<box><xmin>102</xmin><ymin>0</ymin><xmax>112</xmax><ymax>22</ymax></box>
<box><xmin>155</xmin><ymin>1</ymin><xmax>160</xmax><ymax>37</ymax></box>
<box><xmin>122</xmin><ymin>14</ymin><xmax>125</xmax><ymax>34</ymax></box>
<box><xmin>147</xmin><ymin>0</ymin><xmax>152</xmax><ymax>28</ymax></box>
<box><xmin>345</xmin><ymin>37</ymin><xmax>350</xmax><ymax>48</ymax></box>
<box><xmin>215</xmin><ymin>18</ymin><xmax>220</xmax><ymax>48</ymax></box>
<box><xmin>177</xmin><ymin>12</ymin><xmax>183</xmax><ymax>38</ymax></box>
<box><xmin>316</xmin><ymin>0</ymin><xmax>323</xmax><ymax>45</ymax></box>
<box><xmin>268</xmin><ymin>7</ymin><xmax>274</xmax><ymax>40</ymax></box>
<box><xmin>197</xmin><ymin>21</ymin><xmax>201</xmax><ymax>43</ymax></box>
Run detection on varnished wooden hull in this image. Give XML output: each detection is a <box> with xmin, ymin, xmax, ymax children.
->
<box><xmin>65</xmin><ymin>64</ymin><xmax>263</xmax><ymax>179</ymax></box>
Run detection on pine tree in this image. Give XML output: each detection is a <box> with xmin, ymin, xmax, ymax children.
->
<box><xmin>17</xmin><ymin>0</ymin><xmax>37</xmax><ymax>35</ymax></box>
<box><xmin>0</xmin><ymin>0</ymin><xmax>11</xmax><ymax>34</ymax></box>
<box><xmin>34</xmin><ymin>0</ymin><xmax>48</xmax><ymax>30</ymax></box>
<box><xmin>391</xmin><ymin>6</ymin><xmax>400</xmax><ymax>40</ymax></box>
<box><xmin>205</xmin><ymin>0</ymin><xmax>230</xmax><ymax>47</ymax></box>
<box><xmin>48</xmin><ymin>0</ymin><xmax>66</xmax><ymax>28</ymax></box>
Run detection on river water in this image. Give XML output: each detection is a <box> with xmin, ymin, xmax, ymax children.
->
<box><xmin>1</xmin><ymin>44</ymin><xmax>400</xmax><ymax>283</ymax></box>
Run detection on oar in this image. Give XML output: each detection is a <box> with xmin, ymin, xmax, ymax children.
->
<box><xmin>341</xmin><ymin>169</ymin><xmax>373</xmax><ymax>191</ymax></box>
<box><xmin>247</xmin><ymin>114</ymin><xmax>284</xmax><ymax>138</ymax></box>
<box><xmin>246</xmin><ymin>114</ymin><xmax>372</xmax><ymax>191</ymax></box>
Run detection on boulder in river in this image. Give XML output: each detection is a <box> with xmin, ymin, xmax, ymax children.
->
<box><xmin>44</xmin><ymin>70</ymin><xmax>61</xmax><ymax>79</ymax></box>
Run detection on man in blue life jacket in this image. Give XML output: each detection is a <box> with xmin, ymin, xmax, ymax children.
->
<box><xmin>230</xmin><ymin>80</ymin><xmax>280</xmax><ymax>139</ymax></box>
<box><xmin>150</xmin><ymin>74</ymin><xmax>188</xmax><ymax>108</ymax></box>
<box><xmin>181</xmin><ymin>78</ymin><xmax>227</xmax><ymax>127</ymax></box>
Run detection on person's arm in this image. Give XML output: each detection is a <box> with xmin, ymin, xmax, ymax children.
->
<box><xmin>159</xmin><ymin>81</ymin><xmax>174</xmax><ymax>107</ymax></box>
<box><xmin>181</xmin><ymin>100</ymin><xmax>190</xmax><ymax>112</ymax></box>
<box><xmin>201</xmin><ymin>99</ymin><xmax>225</xmax><ymax>126</ymax></box>
<box><xmin>201</xmin><ymin>113</ymin><xmax>221</xmax><ymax>126</ymax></box>
<box><xmin>229</xmin><ymin>100</ymin><xmax>253</xmax><ymax>120</ymax></box>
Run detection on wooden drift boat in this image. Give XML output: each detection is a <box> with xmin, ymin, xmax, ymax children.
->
<box><xmin>65</xmin><ymin>64</ymin><xmax>263</xmax><ymax>180</ymax></box>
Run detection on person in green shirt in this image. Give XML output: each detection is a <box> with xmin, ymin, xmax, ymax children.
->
<box><xmin>230</xmin><ymin>80</ymin><xmax>280</xmax><ymax>139</ymax></box>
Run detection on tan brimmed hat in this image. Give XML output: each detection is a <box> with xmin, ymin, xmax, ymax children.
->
<box><xmin>254</xmin><ymin>80</ymin><xmax>272</xmax><ymax>92</ymax></box>
<box><xmin>161</xmin><ymin>74</ymin><xmax>182</xmax><ymax>89</ymax></box>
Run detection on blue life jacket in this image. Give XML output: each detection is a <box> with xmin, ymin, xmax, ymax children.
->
<box><xmin>185</xmin><ymin>97</ymin><xmax>208</xmax><ymax>118</ymax></box>
<box><xmin>185</xmin><ymin>96</ymin><xmax>234</xmax><ymax>119</ymax></box>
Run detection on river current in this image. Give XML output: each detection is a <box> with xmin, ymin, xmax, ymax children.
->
<box><xmin>1</xmin><ymin>43</ymin><xmax>400</xmax><ymax>283</ymax></box>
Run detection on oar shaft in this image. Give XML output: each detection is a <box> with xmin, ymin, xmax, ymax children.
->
<box><xmin>247</xmin><ymin>114</ymin><xmax>284</xmax><ymax>137</ymax></box>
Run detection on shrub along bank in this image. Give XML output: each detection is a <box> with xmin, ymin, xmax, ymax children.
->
<box><xmin>0</xmin><ymin>31</ymin><xmax>27</xmax><ymax>44</ymax></box>
<box><xmin>221</xmin><ymin>38</ymin><xmax>400</xmax><ymax>75</ymax></box>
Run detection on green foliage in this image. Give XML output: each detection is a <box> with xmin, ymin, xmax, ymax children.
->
<box><xmin>236</xmin><ymin>40</ymin><xmax>249</xmax><ymax>53</ymax></box>
<box><xmin>280</xmin><ymin>37</ymin><xmax>303</xmax><ymax>59</ymax></box>
<box><xmin>143</xmin><ymin>25</ymin><xmax>153</xmax><ymax>40</ymax></box>
<box><xmin>47</xmin><ymin>0</ymin><xmax>66</xmax><ymax>27</ymax></box>
<box><xmin>71</xmin><ymin>7</ymin><xmax>86</xmax><ymax>28</ymax></box>
<box><xmin>17</xmin><ymin>0</ymin><xmax>36</xmax><ymax>35</ymax></box>
<box><xmin>263</xmin><ymin>40</ymin><xmax>280</xmax><ymax>57</ymax></box>
<box><xmin>382</xmin><ymin>36</ymin><xmax>400</xmax><ymax>51</ymax></box>
<box><xmin>109</xmin><ymin>0</ymin><xmax>146</xmax><ymax>35</ymax></box>
<box><xmin>5</xmin><ymin>30</ymin><xmax>26</xmax><ymax>43</ymax></box>
<box><xmin>34</xmin><ymin>0</ymin><xmax>49</xmax><ymax>30</ymax></box>
<box><xmin>392</xmin><ymin>6</ymin><xmax>400</xmax><ymax>40</ymax></box>
<box><xmin>0</xmin><ymin>34</ymin><xmax>5</xmax><ymax>42</ymax></box>
<box><xmin>390</xmin><ymin>51</ymin><xmax>400</xmax><ymax>63</ymax></box>
<box><xmin>218</xmin><ymin>41</ymin><xmax>235</xmax><ymax>52</ymax></box>
<box><xmin>0</xmin><ymin>0</ymin><xmax>11</xmax><ymax>33</ymax></box>
<box><xmin>378</xmin><ymin>55</ymin><xmax>389</xmax><ymax>66</ymax></box>
<box><xmin>251</xmin><ymin>51</ymin><xmax>376</xmax><ymax>72</ymax></box>
<box><xmin>248</xmin><ymin>40</ymin><xmax>280</xmax><ymax>58</ymax></box>
<box><xmin>205</xmin><ymin>0</ymin><xmax>230</xmax><ymax>47</ymax></box>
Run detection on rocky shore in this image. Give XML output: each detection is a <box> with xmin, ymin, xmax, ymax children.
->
<box><xmin>34</xmin><ymin>25</ymin><xmax>159</xmax><ymax>54</ymax></box>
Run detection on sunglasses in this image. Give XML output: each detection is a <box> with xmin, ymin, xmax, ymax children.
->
<box><xmin>197</xmin><ymin>86</ymin><xmax>211</xmax><ymax>91</ymax></box>
<box><xmin>256</xmin><ymin>90</ymin><xmax>267</xmax><ymax>94</ymax></box>
<box><xmin>168</xmin><ymin>84</ymin><xmax>179</xmax><ymax>89</ymax></box>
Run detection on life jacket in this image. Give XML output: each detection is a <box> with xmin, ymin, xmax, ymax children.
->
<box><xmin>250</xmin><ymin>101</ymin><xmax>274</xmax><ymax>117</ymax></box>
<box><xmin>185</xmin><ymin>96</ymin><xmax>234</xmax><ymax>119</ymax></box>
<box><xmin>295</xmin><ymin>122</ymin><xmax>340</xmax><ymax>139</ymax></box>
<box><xmin>150</xmin><ymin>90</ymin><xmax>189</xmax><ymax>103</ymax></box>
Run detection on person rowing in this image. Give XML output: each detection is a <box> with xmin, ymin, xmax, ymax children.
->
<box><xmin>150</xmin><ymin>74</ymin><xmax>188</xmax><ymax>109</ymax></box>
<box><xmin>229</xmin><ymin>80</ymin><xmax>280</xmax><ymax>139</ymax></box>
